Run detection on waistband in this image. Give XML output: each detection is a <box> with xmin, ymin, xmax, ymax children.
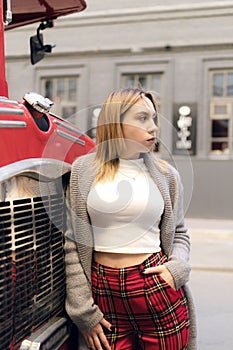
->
<box><xmin>92</xmin><ymin>250</ymin><xmax>166</xmax><ymax>277</ymax></box>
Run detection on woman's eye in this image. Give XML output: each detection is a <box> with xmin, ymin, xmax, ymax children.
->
<box><xmin>139</xmin><ymin>116</ymin><xmax>147</xmax><ymax>121</ymax></box>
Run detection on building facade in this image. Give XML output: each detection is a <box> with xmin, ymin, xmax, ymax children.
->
<box><xmin>5</xmin><ymin>0</ymin><xmax>233</xmax><ymax>219</ymax></box>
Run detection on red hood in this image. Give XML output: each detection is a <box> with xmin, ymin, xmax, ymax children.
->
<box><xmin>4</xmin><ymin>0</ymin><xmax>87</xmax><ymax>30</ymax></box>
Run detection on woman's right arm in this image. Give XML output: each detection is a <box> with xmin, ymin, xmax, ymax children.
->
<box><xmin>64</xmin><ymin>157</ymin><xmax>111</xmax><ymax>348</ymax></box>
<box><xmin>64</xmin><ymin>163</ymin><xmax>104</xmax><ymax>332</ymax></box>
<box><xmin>65</xmin><ymin>234</ymin><xmax>112</xmax><ymax>349</ymax></box>
<box><xmin>64</xmin><ymin>236</ymin><xmax>104</xmax><ymax>332</ymax></box>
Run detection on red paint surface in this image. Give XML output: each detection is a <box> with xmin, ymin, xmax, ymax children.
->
<box><xmin>4</xmin><ymin>0</ymin><xmax>86</xmax><ymax>29</ymax></box>
<box><xmin>0</xmin><ymin>100</ymin><xmax>95</xmax><ymax>167</ymax></box>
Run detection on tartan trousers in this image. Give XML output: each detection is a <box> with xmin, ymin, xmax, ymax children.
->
<box><xmin>91</xmin><ymin>251</ymin><xmax>190</xmax><ymax>350</ymax></box>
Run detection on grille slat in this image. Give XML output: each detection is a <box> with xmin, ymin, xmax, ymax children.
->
<box><xmin>0</xmin><ymin>192</ymin><xmax>67</xmax><ymax>349</ymax></box>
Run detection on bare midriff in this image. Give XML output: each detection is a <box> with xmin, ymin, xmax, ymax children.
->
<box><xmin>93</xmin><ymin>251</ymin><xmax>152</xmax><ymax>268</ymax></box>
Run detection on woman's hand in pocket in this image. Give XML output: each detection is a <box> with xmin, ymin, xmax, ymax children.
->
<box><xmin>143</xmin><ymin>265</ymin><xmax>176</xmax><ymax>290</ymax></box>
<box><xmin>82</xmin><ymin>317</ymin><xmax>112</xmax><ymax>350</ymax></box>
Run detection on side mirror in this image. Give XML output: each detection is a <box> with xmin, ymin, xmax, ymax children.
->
<box><xmin>30</xmin><ymin>20</ymin><xmax>55</xmax><ymax>65</ymax></box>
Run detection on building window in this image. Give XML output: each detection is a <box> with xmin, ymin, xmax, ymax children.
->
<box><xmin>41</xmin><ymin>77</ymin><xmax>79</xmax><ymax>124</ymax></box>
<box><xmin>212</xmin><ymin>71</ymin><xmax>233</xmax><ymax>97</ymax></box>
<box><xmin>121</xmin><ymin>73</ymin><xmax>162</xmax><ymax>96</ymax></box>
<box><xmin>209</xmin><ymin>70</ymin><xmax>233</xmax><ymax>155</ymax></box>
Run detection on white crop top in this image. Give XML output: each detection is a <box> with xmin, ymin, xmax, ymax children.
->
<box><xmin>87</xmin><ymin>158</ymin><xmax>164</xmax><ymax>253</ymax></box>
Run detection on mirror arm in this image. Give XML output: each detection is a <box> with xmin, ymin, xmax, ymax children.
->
<box><xmin>30</xmin><ymin>20</ymin><xmax>56</xmax><ymax>65</ymax></box>
<box><xmin>37</xmin><ymin>20</ymin><xmax>54</xmax><ymax>48</ymax></box>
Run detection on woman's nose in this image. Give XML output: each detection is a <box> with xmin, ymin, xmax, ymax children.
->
<box><xmin>148</xmin><ymin>121</ymin><xmax>158</xmax><ymax>133</ymax></box>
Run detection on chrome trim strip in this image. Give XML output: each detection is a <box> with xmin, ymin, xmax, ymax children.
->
<box><xmin>0</xmin><ymin>107</ymin><xmax>24</xmax><ymax>115</ymax></box>
<box><xmin>54</xmin><ymin>119</ymin><xmax>84</xmax><ymax>136</ymax></box>
<box><xmin>0</xmin><ymin>120</ymin><xmax>27</xmax><ymax>128</ymax></box>
<box><xmin>57</xmin><ymin>129</ymin><xmax>85</xmax><ymax>146</ymax></box>
<box><xmin>0</xmin><ymin>158</ymin><xmax>71</xmax><ymax>183</ymax></box>
<box><xmin>20</xmin><ymin>318</ymin><xmax>69</xmax><ymax>350</ymax></box>
<box><xmin>0</xmin><ymin>97</ymin><xmax>18</xmax><ymax>105</ymax></box>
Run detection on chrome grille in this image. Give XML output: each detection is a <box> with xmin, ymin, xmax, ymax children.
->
<box><xmin>0</xmin><ymin>193</ymin><xmax>66</xmax><ymax>349</ymax></box>
<box><xmin>0</xmin><ymin>201</ymin><xmax>14</xmax><ymax>350</ymax></box>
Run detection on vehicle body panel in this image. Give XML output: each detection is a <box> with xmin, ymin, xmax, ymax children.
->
<box><xmin>0</xmin><ymin>97</ymin><xmax>94</xmax><ymax>168</ymax></box>
<box><xmin>4</xmin><ymin>0</ymin><xmax>86</xmax><ymax>29</ymax></box>
<box><xmin>0</xmin><ymin>1</ymin><xmax>92</xmax><ymax>349</ymax></box>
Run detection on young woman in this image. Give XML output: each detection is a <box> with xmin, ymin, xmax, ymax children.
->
<box><xmin>64</xmin><ymin>88</ymin><xmax>197</xmax><ymax>350</ymax></box>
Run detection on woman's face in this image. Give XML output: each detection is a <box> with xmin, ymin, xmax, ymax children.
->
<box><xmin>121</xmin><ymin>95</ymin><xmax>158</xmax><ymax>158</ymax></box>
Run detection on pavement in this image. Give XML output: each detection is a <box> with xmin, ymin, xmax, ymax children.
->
<box><xmin>185</xmin><ymin>217</ymin><xmax>233</xmax><ymax>270</ymax></box>
<box><xmin>184</xmin><ymin>218</ymin><xmax>233</xmax><ymax>349</ymax></box>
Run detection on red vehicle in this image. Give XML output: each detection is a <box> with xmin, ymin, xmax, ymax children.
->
<box><xmin>0</xmin><ymin>1</ymin><xmax>95</xmax><ymax>349</ymax></box>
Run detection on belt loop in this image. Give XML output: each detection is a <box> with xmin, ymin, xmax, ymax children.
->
<box><xmin>99</xmin><ymin>264</ymin><xmax>104</xmax><ymax>276</ymax></box>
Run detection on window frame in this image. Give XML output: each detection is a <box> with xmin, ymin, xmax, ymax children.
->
<box><xmin>121</xmin><ymin>72</ymin><xmax>162</xmax><ymax>97</ymax></box>
<box><xmin>202</xmin><ymin>59</ymin><xmax>233</xmax><ymax>160</ymax></box>
<box><xmin>210</xmin><ymin>69</ymin><xmax>233</xmax><ymax>97</ymax></box>
<box><xmin>35</xmin><ymin>64</ymin><xmax>88</xmax><ymax>132</ymax></box>
<box><xmin>209</xmin><ymin>69</ymin><xmax>233</xmax><ymax>157</ymax></box>
<box><xmin>41</xmin><ymin>76</ymin><xmax>79</xmax><ymax>124</ymax></box>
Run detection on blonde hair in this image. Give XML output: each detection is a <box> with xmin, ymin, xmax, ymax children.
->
<box><xmin>94</xmin><ymin>87</ymin><xmax>158</xmax><ymax>183</ymax></box>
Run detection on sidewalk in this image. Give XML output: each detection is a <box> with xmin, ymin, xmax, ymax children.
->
<box><xmin>186</xmin><ymin>219</ymin><xmax>233</xmax><ymax>349</ymax></box>
<box><xmin>185</xmin><ymin>218</ymin><xmax>233</xmax><ymax>236</ymax></box>
<box><xmin>185</xmin><ymin>218</ymin><xmax>233</xmax><ymax>271</ymax></box>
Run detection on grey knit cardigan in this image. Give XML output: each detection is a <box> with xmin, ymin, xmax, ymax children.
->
<box><xmin>64</xmin><ymin>152</ymin><xmax>197</xmax><ymax>350</ymax></box>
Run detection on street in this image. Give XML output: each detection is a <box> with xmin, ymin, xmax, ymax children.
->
<box><xmin>188</xmin><ymin>220</ymin><xmax>233</xmax><ymax>349</ymax></box>
<box><xmin>190</xmin><ymin>270</ymin><xmax>233</xmax><ymax>349</ymax></box>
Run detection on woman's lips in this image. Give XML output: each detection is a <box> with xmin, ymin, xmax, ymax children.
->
<box><xmin>146</xmin><ymin>137</ymin><xmax>155</xmax><ymax>143</ymax></box>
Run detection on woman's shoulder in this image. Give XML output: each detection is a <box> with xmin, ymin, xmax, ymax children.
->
<box><xmin>72</xmin><ymin>152</ymin><xmax>96</xmax><ymax>169</ymax></box>
<box><xmin>70</xmin><ymin>152</ymin><xmax>97</xmax><ymax>183</ymax></box>
<box><xmin>70</xmin><ymin>152</ymin><xmax>97</xmax><ymax>191</ymax></box>
<box><xmin>151</xmin><ymin>154</ymin><xmax>179</xmax><ymax>177</ymax></box>
<box><xmin>150</xmin><ymin>154</ymin><xmax>182</xmax><ymax>191</ymax></box>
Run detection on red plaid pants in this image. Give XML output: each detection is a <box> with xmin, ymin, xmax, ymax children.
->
<box><xmin>91</xmin><ymin>251</ymin><xmax>190</xmax><ymax>350</ymax></box>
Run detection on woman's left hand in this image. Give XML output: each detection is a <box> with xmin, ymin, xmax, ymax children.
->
<box><xmin>143</xmin><ymin>265</ymin><xmax>176</xmax><ymax>290</ymax></box>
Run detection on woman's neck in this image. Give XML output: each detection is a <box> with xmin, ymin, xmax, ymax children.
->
<box><xmin>119</xmin><ymin>151</ymin><xmax>142</xmax><ymax>160</ymax></box>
